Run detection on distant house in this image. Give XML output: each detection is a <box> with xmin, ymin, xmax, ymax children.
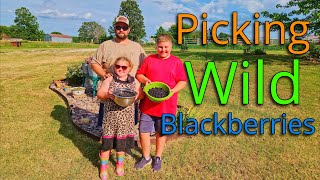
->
<box><xmin>10</xmin><ymin>38</ymin><xmax>23</xmax><ymax>47</ymax></box>
<box><xmin>1</xmin><ymin>34</ymin><xmax>23</xmax><ymax>47</ymax></box>
<box><xmin>44</xmin><ymin>34</ymin><xmax>72</xmax><ymax>43</ymax></box>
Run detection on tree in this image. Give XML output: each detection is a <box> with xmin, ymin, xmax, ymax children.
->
<box><xmin>98</xmin><ymin>34</ymin><xmax>114</xmax><ymax>43</ymax></box>
<box><xmin>262</xmin><ymin>0</ymin><xmax>320</xmax><ymax>35</ymax></box>
<box><xmin>78</xmin><ymin>21</ymin><xmax>106</xmax><ymax>43</ymax></box>
<box><xmin>108</xmin><ymin>0</ymin><xmax>146</xmax><ymax>41</ymax></box>
<box><xmin>218</xmin><ymin>32</ymin><xmax>230</xmax><ymax>41</ymax></box>
<box><xmin>167</xmin><ymin>23</ymin><xmax>197</xmax><ymax>44</ymax></box>
<box><xmin>0</xmin><ymin>26</ymin><xmax>12</xmax><ymax>39</ymax></box>
<box><xmin>10</xmin><ymin>7</ymin><xmax>44</xmax><ymax>40</ymax></box>
<box><xmin>51</xmin><ymin>32</ymin><xmax>62</xmax><ymax>34</ymax></box>
<box><xmin>153</xmin><ymin>26</ymin><xmax>167</xmax><ymax>39</ymax></box>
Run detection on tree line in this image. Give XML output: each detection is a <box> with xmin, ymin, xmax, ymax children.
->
<box><xmin>1</xmin><ymin>0</ymin><xmax>318</xmax><ymax>45</ymax></box>
<box><xmin>0</xmin><ymin>0</ymin><xmax>147</xmax><ymax>43</ymax></box>
<box><xmin>0</xmin><ymin>7</ymin><xmax>44</xmax><ymax>41</ymax></box>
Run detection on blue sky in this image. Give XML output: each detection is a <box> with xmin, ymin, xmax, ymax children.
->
<box><xmin>0</xmin><ymin>0</ymin><xmax>292</xmax><ymax>39</ymax></box>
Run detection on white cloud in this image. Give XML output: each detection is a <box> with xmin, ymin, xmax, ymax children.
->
<box><xmin>161</xmin><ymin>21</ymin><xmax>175</xmax><ymax>29</ymax></box>
<box><xmin>201</xmin><ymin>1</ymin><xmax>228</xmax><ymax>14</ymax></box>
<box><xmin>207</xmin><ymin>14</ymin><xmax>227</xmax><ymax>21</ymax></box>
<box><xmin>233</xmin><ymin>0</ymin><xmax>291</xmax><ymax>14</ymax></box>
<box><xmin>243</xmin><ymin>0</ymin><xmax>264</xmax><ymax>13</ymax></box>
<box><xmin>201</xmin><ymin>0</ymin><xmax>291</xmax><ymax>15</ymax></box>
<box><xmin>217</xmin><ymin>8</ymin><xmax>224</xmax><ymax>14</ymax></box>
<box><xmin>0</xmin><ymin>9</ymin><xmax>14</xmax><ymax>13</ymax></box>
<box><xmin>151</xmin><ymin>0</ymin><xmax>193</xmax><ymax>13</ymax></box>
<box><xmin>263</xmin><ymin>0</ymin><xmax>293</xmax><ymax>13</ymax></box>
<box><xmin>41</xmin><ymin>0</ymin><xmax>56</xmax><ymax>8</ymax></box>
<box><xmin>101</xmin><ymin>18</ymin><xmax>107</xmax><ymax>23</ymax></box>
<box><xmin>238</xmin><ymin>12</ymin><xmax>250</xmax><ymax>19</ymax></box>
<box><xmin>201</xmin><ymin>1</ymin><xmax>215</xmax><ymax>13</ymax></box>
<box><xmin>83</xmin><ymin>12</ymin><xmax>92</xmax><ymax>19</ymax></box>
<box><xmin>181</xmin><ymin>0</ymin><xmax>195</xmax><ymax>3</ymax></box>
<box><xmin>152</xmin><ymin>0</ymin><xmax>171</xmax><ymax>5</ymax></box>
<box><xmin>277</xmin><ymin>0</ymin><xmax>291</xmax><ymax>5</ymax></box>
<box><xmin>37</xmin><ymin>9</ymin><xmax>92</xmax><ymax>20</ymax></box>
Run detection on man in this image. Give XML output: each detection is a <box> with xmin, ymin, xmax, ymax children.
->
<box><xmin>90</xmin><ymin>15</ymin><xmax>146</xmax><ymax>79</ymax></box>
<box><xmin>90</xmin><ymin>15</ymin><xmax>146</xmax><ymax>124</ymax></box>
<box><xmin>90</xmin><ymin>16</ymin><xmax>146</xmax><ymax>155</ymax></box>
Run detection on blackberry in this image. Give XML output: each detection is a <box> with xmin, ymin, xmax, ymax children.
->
<box><xmin>148</xmin><ymin>87</ymin><xmax>169</xmax><ymax>98</ymax></box>
<box><xmin>114</xmin><ymin>90</ymin><xmax>136</xmax><ymax>97</ymax></box>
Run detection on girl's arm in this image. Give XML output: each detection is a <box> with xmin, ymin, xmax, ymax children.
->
<box><xmin>97</xmin><ymin>77</ymin><xmax>113</xmax><ymax>100</ymax></box>
<box><xmin>170</xmin><ymin>81</ymin><xmax>187</xmax><ymax>94</ymax></box>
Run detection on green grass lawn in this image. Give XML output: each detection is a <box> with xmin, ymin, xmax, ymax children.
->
<box><xmin>0</xmin><ymin>40</ymin><xmax>99</xmax><ymax>49</ymax></box>
<box><xmin>0</xmin><ymin>47</ymin><xmax>319</xmax><ymax>179</ymax></box>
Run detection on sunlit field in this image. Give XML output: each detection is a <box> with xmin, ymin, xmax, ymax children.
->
<box><xmin>0</xmin><ymin>44</ymin><xmax>319</xmax><ymax>179</ymax></box>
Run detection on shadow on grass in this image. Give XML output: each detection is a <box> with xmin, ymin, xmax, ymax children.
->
<box><xmin>51</xmin><ymin>105</ymin><xmax>100</xmax><ymax>168</ymax></box>
<box><xmin>50</xmin><ymin>104</ymin><xmax>144</xmax><ymax>168</ymax></box>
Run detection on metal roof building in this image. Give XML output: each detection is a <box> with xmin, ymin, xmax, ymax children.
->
<box><xmin>44</xmin><ymin>34</ymin><xmax>72</xmax><ymax>43</ymax></box>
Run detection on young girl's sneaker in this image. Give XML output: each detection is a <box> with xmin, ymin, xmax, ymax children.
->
<box><xmin>100</xmin><ymin>172</ymin><xmax>108</xmax><ymax>180</ymax></box>
<box><xmin>116</xmin><ymin>165</ymin><xmax>124</xmax><ymax>176</ymax></box>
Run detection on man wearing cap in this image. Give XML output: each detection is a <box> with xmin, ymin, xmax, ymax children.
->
<box><xmin>90</xmin><ymin>15</ymin><xmax>146</xmax><ymax>78</ymax></box>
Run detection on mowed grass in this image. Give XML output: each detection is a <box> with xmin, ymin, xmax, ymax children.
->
<box><xmin>0</xmin><ymin>47</ymin><xmax>319</xmax><ymax>179</ymax></box>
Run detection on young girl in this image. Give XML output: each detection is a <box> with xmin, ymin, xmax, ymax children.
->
<box><xmin>97</xmin><ymin>57</ymin><xmax>141</xmax><ymax>179</ymax></box>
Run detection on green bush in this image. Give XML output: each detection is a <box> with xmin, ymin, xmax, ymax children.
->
<box><xmin>308</xmin><ymin>42</ymin><xmax>320</xmax><ymax>61</ymax></box>
<box><xmin>243</xmin><ymin>46</ymin><xmax>251</xmax><ymax>54</ymax></box>
<box><xmin>252</xmin><ymin>48</ymin><xmax>267</xmax><ymax>55</ymax></box>
<box><xmin>180</xmin><ymin>44</ymin><xmax>188</xmax><ymax>51</ymax></box>
<box><xmin>143</xmin><ymin>42</ymin><xmax>155</xmax><ymax>46</ymax></box>
<box><xmin>65</xmin><ymin>64</ymin><xmax>83</xmax><ymax>86</ymax></box>
<box><xmin>243</xmin><ymin>46</ymin><xmax>267</xmax><ymax>55</ymax></box>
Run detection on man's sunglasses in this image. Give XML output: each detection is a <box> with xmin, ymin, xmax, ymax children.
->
<box><xmin>115</xmin><ymin>25</ymin><xmax>129</xmax><ymax>31</ymax></box>
<box><xmin>115</xmin><ymin>64</ymin><xmax>128</xmax><ymax>70</ymax></box>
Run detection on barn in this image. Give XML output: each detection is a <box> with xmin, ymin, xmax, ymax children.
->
<box><xmin>44</xmin><ymin>34</ymin><xmax>72</xmax><ymax>43</ymax></box>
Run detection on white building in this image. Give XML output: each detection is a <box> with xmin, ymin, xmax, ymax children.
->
<box><xmin>44</xmin><ymin>34</ymin><xmax>72</xmax><ymax>43</ymax></box>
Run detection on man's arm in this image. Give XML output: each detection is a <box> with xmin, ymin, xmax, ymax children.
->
<box><xmin>90</xmin><ymin>63</ymin><xmax>113</xmax><ymax>79</ymax></box>
<box><xmin>89</xmin><ymin>42</ymin><xmax>113</xmax><ymax>79</ymax></box>
<box><xmin>91</xmin><ymin>63</ymin><xmax>107</xmax><ymax>78</ymax></box>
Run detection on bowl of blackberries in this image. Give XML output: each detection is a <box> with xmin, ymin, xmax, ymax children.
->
<box><xmin>113</xmin><ymin>88</ymin><xmax>137</xmax><ymax>107</ymax></box>
<box><xmin>143</xmin><ymin>82</ymin><xmax>173</xmax><ymax>102</ymax></box>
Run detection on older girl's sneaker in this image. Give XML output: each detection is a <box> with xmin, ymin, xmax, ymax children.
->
<box><xmin>134</xmin><ymin>157</ymin><xmax>152</xmax><ymax>170</ymax></box>
<box><xmin>153</xmin><ymin>156</ymin><xmax>162</xmax><ymax>172</ymax></box>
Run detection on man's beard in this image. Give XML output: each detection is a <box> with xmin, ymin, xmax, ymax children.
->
<box><xmin>115</xmin><ymin>33</ymin><xmax>128</xmax><ymax>40</ymax></box>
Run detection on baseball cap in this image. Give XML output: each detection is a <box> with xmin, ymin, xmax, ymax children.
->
<box><xmin>115</xmin><ymin>16</ymin><xmax>129</xmax><ymax>26</ymax></box>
